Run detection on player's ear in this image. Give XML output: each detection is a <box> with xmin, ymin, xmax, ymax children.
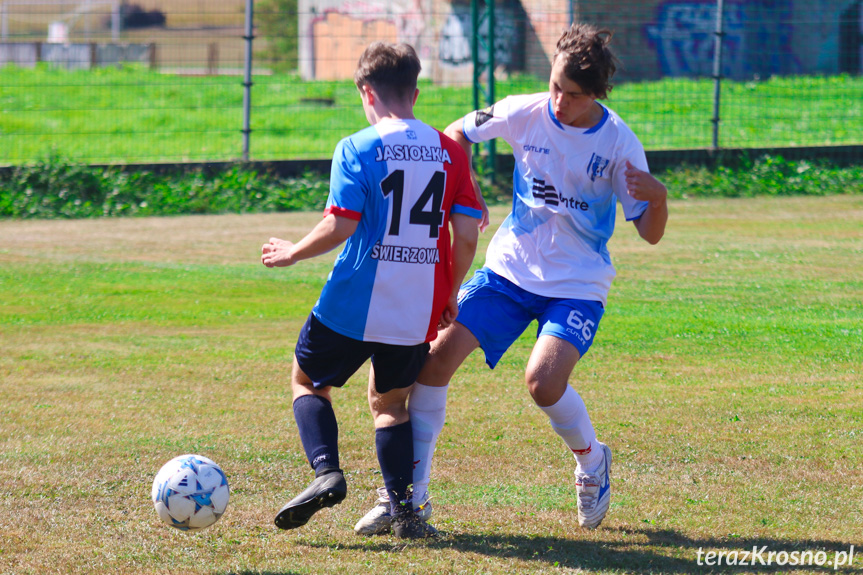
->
<box><xmin>358</xmin><ymin>83</ymin><xmax>374</xmax><ymax>105</ymax></box>
<box><xmin>412</xmin><ymin>88</ymin><xmax>419</xmax><ymax>106</ymax></box>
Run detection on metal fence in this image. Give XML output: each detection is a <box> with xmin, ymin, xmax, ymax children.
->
<box><xmin>1</xmin><ymin>0</ymin><xmax>861</xmax><ymax>167</ymax></box>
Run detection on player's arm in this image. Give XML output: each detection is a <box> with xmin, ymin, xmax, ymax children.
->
<box><xmin>261</xmin><ymin>213</ymin><xmax>358</xmax><ymax>268</ymax></box>
<box><xmin>625</xmin><ymin>160</ymin><xmax>668</xmax><ymax>245</ymax></box>
<box><xmin>439</xmin><ymin>212</ymin><xmax>479</xmax><ymax>328</ymax></box>
<box><xmin>444</xmin><ymin>119</ymin><xmax>490</xmax><ymax>232</ymax></box>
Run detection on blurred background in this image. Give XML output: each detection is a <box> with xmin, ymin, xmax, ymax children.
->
<box><xmin>1</xmin><ymin>0</ymin><xmax>861</xmax><ymax>165</ymax></box>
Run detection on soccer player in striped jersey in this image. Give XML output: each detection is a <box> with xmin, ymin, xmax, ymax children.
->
<box><xmin>358</xmin><ymin>23</ymin><xmax>668</xmax><ymax>534</ymax></box>
<box><xmin>262</xmin><ymin>41</ymin><xmax>482</xmax><ymax>539</ymax></box>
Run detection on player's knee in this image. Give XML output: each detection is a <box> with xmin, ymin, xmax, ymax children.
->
<box><xmin>372</xmin><ymin>402</ymin><xmax>409</xmax><ymax>428</ymax></box>
<box><xmin>525</xmin><ymin>372</ymin><xmax>543</xmax><ymax>399</ymax></box>
<box><xmin>524</xmin><ymin>372</ymin><xmax>567</xmax><ymax>407</ymax></box>
<box><xmin>418</xmin><ymin>349</ymin><xmax>456</xmax><ymax>385</ymax></box>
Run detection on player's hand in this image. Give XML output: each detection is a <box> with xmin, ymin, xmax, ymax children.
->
<box><xmin>624</xmin><ymin>160</ymin><xmax>667</xmax><ymax>207</ymax></box>
<box><xmin>471</xmin><ymin>171</ymin><xmax>490</xmax><ymax>232</ymax></box>
<box><xmin>261</xmin><ymin>237</ymin><xmax>296</xmax><ymax>267</ymax></box>
<box><xmin>479</xmin><ymin>200</ymin><xmax>490</xmax><ymax>233</ymax></box>
<box><xmin>438</xmin><ymin>295</ymin><xmax>459</xmax><ymax>329</ymax></box>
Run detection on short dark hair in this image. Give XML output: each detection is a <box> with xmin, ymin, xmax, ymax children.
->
<box><xmin>354</xmin><ymin>42</ymin><xmax>422</xmax><ymax>105</ymax></box>
<box><xmin>552</xmin><ymin>23</ymin><xmax>618</xmax><ymax>99</ymax></box>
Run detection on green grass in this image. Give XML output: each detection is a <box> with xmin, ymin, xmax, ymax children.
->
<box><xmin>2</xmin><ymin>65</ymin><xmax>861</xmax><ymax>163</ymax></box>
<box><xmin>1</xmin><ymin>197</ymin><xmax>861</xmax><ymax>574</ymax></box>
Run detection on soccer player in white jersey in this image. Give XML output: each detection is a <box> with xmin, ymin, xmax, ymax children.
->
<box><xmin>357</xmin><ymin>23</ymin><xmax>668</xmax><ymax>534</ymax></box>
<box><xmin>261</xmin><ymin>42</ymin><xmax>482</xmax><ymax>539</ymax></box>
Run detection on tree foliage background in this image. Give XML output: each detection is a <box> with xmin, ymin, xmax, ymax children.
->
<box><xmin>256</xmin><ymin>0</ymin><xmax>298</xmax><ymax>72</ymax></box>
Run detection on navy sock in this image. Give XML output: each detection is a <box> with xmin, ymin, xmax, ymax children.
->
<box><xmin>374</xmin><ymin>420</ymin><xmax>414</xmax><ymax>513</ymax></box>
<box><xmin>292</xmin><ymin>394</ymin><xmax>340</xmax><ymax>476</ymax></box>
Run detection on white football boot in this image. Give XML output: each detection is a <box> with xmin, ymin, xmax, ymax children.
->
<box><xmin>354</xmin><ymin>486</ymin><xmax>433</xmax><ymax>535</ymax></box>
<box><xmin>574</xmin><ymin>442</ymin><xmax>612</xmax><ymax>529</ymax></box>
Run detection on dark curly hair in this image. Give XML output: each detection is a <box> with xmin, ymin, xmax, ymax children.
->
<box><xmin>552</xmin><ymin>23</ymin><xmax>619</xmax><ymax>99</ymax></box>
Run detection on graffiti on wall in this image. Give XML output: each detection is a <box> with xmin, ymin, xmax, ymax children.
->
<box><xmin>646</xmin><ymin>1</ymin><xmax>745</xmax><ymax>77</ymax></box>
<box><xmin>438</xmin><ymin>5</ymin><xmax>519</xmax><ymax>69</ymax></box>
<box><xmin>839</xmin><ymin>1</ymin><xmax>863</xmax><ymax>73</ymax></box>
<box><xmin>341</xmin><ymin>0</ymin><xmax>425</xmax><ymax>48</ymax></box>
<box><xmin>646</xmin><ymin>0</ymin><xmax>801</xmax><ymax>79</ymax></box>
<box><xmin>310</xmin><ymin>0</ymin><xmax>427</xmax><ymax>80</ymax></box>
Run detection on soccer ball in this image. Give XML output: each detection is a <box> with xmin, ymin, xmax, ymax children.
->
<box><xmin>151</xmin><ymin>454</ymin><xmax>230</xmax><ymax>531</ymax></box>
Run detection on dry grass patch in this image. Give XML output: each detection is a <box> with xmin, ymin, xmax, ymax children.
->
<box><xmin>1</xmin><ymin>197</ymin><xmax>861</xmax><ymax>574</ymax></box>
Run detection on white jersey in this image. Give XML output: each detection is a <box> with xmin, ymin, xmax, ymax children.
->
<box><xmin>463</xmin><ymin>93</ymin><xmax>650</xmax><ymax>306</ymax></box>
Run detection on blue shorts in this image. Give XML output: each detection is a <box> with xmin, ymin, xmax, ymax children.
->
<box><xmin>456</xmin><ymin>268</ymin><xmax>604</xmax><ymax>369</ymax></box>
<box><xmin>294</xmin><ymin>313</ymin><xmax>430</xmax><ymax>393</ymax></box>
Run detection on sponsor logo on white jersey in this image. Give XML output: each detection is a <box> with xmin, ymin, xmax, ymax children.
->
<box><xmin>532</xmin><ymin>177</ymin><xmax>558</xmax><ymax>205</ymax></box>
<box><xmin>532</xmin><ymin>178</ymin><xmax>589</xmax><ymax>211</ymax></box>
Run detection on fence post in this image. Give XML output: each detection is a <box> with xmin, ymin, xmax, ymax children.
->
<box><xmin>112</xmin><ymin>1</ymin><xmax>121</xmax><ymax>42</ymax></box>
<box><xmin>471</xmin><ymin>0</ymin><xmax>496</xmax><ymax>179</ymax></box>
<box><xmin>207</xmin><ymin>42</ymin><xmax>218</xmax><ymax>76</ymax></box>
<box><xmin>711</xmin><ymin>0</ymin><xmax>725</xmax><ymax>150</ymax></box>
<box><xmin>148</xmin><ymin>42</ymin><xmax>157</xmax><ymax>70</ymax></box>
<box><xmin>242</xmin><ymin>0</ymin><xmax>254</xmax><ymax>162</ymax></box>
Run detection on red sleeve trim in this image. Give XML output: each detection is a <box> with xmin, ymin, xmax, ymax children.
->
<box><xmin>324</xmin><ymin>205</ymin><xmax>362</xmax><ymax>221</ymax></box>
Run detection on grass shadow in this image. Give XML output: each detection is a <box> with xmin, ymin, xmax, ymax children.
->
<box><xmin>294</xmin><ymin>528</ymin><xmax>858</xmax><ymax>573</ymax></box>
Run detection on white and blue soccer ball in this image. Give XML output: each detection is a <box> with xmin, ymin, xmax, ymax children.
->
<box><xmin>151</xmin><ymin>454</ymin><xmax>230</xmax><ymax>531</ymax></box>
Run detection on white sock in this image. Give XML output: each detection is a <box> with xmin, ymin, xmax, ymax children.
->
<box><xmin>539</xmin><ymin>384</ymin><xmax>603</xmax><ymax>472</ymax></box>
<box><xmin>408</xmin><ymin>382</ymin><xmax>449</xmax><ymax>503</ymax></box>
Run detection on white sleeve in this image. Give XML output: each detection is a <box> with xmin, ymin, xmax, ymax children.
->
<box><xmin>613</xmin><ymin>137</ymin><xmax>651</xmax><ymax>221</ymax></box>
<box><xmin>462</xmin><ymin>97</ymin><xmax>514</xmax><ymax>144</ymax></box>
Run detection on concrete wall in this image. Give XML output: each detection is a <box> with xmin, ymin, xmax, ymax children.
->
<box><xmin>519</xmin><ymin>0</ymin><xmax>571</xmax><ymax>79</ymax></box>
<box><xmin>581</xmin><ymin>0</ymin><xmax>859</xmax><ymax>80</ymax></box>
<box><xmin>0</xmin><ymin>42</ymin><xmax>154</xmax><ymax>69</ymax></box>
<box><xmin>298</xmin><ymin>0</ymin><xmax>439</xmax><ymax>81</ymax></box>
<box><xmin>299</xmin><ymin>0</ymin><xmax>861</xmax><ymax>82</ymax></box>
<box><xmin>839</xmin><ymin>1</ymin><xmax>862</xmax><ymax>73</ymax></box>
<box><xmin>435</xmin><ymin>2</ymin><xmax>527</xmax><ymax>85</ymax></box>
<box><xmin>298</xmin><ymin>0</ymin><xmax>529</xmax><ymax>84</ymax></box>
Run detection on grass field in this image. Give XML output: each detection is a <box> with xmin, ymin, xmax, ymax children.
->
<box><xmin>2</xmin><ymin>66</ymin><xmax>862</xmax><ymax>164</ymax></box>
<box><xmin>1</xmin><ymin>196</ymin><xmax>861</xmax><ymax>574</ymax></box>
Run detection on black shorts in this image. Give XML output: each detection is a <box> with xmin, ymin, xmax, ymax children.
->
<box><xmin>294</xmin><ymin>313</ymin><xmax>430</xmax><ymax>394</ymax></box>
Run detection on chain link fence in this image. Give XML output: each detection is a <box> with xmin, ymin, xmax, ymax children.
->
<box><xmin>1</xmin><ymin>0</ymin><xmax>861</xmax><ymax>166</ymax></box>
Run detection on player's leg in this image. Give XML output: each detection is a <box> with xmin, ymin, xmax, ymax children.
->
<box><xmin>356</xmin><ymin>376</ymin><xmax>402</xmax><ymax>535</ymax></box>
<box><xmin>409</xmin><ymin>321</ymin><xmax>480</xmax><ymax>505</ymax></box>
<box><xmin>358</xmin><ymin>268</ymin><xmax>534</xmax><ymax>535</ymax></box>
<box><xmin>290</xmin><ymin>358</ymin><xmax>338</xmax><ymax>475</ymax></box>
<box><xmin>408</xmin><ymin>268</ymin><xmax>538</xmax><ymax>500</ymax></box>
<box><xmin>368</xmin><ymin>342</ymin><xmax>437</xmax><ymax>539</ymax></box>
<box><xmin>527</xmin><ymin>335</ymin><xmax>600</xmax><ymax>463</ymax></box>
<box><xmin>369</xmin><ymin>384</ymin><xmax>415</xmax><ymax>515</ymax></box>
<box><xmin>274</xmin><ymin>357</ymin><xmax>348</xmax><ymax>530</ymax></box>
<box><xmin>357</xmin><ymin>323</ymin><xmax>478</xmax><ymax>535</ymax></box>
<box><xmin>529</xmin><ymin>299</ymin><xmax>611</xmax><ymax>529</ymax></box>
<box><xmin>531</xmin><ymin>298</ymin><xmax>606</xmax><ymax>461</ymax></box>
<box><xmin>275</xmin><ymin>314</ymin><xmax>369</xmax><ymax>530</ymax></box>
